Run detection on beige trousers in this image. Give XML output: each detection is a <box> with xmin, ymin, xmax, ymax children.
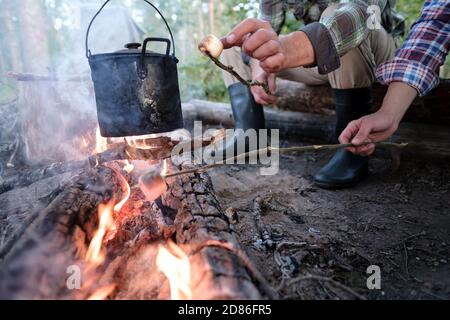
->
<box><xmin>221</xmin><ymin>4</ymin><xmax>397</xmax><ymax>90</ymax></box>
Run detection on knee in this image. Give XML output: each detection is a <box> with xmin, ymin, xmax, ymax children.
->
<box><xmin>320</xmin><ymin>3</ymin><xmax>339</xmax><ymax>19</ymax></box>
<box><xmin>220</xmin><ymin>47</ymin><xmax>245</xmax><ymax>66</ymax></box>
<box><xmin>328</xmin><ymin>48</ymin><xmax>375</xmax><ymax>89</ymax></box>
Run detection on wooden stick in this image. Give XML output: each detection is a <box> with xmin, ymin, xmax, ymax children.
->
<box><xmin>206</xmin><ymin>53</ymin><xmax>271</xmax><ymax>94</ymax></box>
<box><xmin>164</xmin><ymin>141</ymin><xmax>408</xmax><ymax>178</ymax></box>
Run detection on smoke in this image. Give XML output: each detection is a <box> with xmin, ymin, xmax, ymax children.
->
<box><xmin>2</xmin><ymin>0</ymin><xmax>154</xmax><ymax>164</ymax></box>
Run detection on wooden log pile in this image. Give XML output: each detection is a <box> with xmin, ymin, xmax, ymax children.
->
<box><xmin>0</xmin><ymin>157</ymin><xmax>269</xmax><ymax>300</ymax></box>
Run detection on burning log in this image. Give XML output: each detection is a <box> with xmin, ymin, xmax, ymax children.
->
<box><xmin>163</xmin><ymin>167</ymin><xmax>273</xmax><ymax>299</ymax></box>
<box><xmin>0</xmin><ymin>166</ymin><xmax>123</xmax><ymax>299</ymax></box>
<box><xmin>0</xmin><ymin>159</ymin><xmax>268</xmax><ymax>300</ymax></box>
<box><xmin>89</xmin><ymin>139</ymin><xmax>211</xmax><ymax>167</ymax></box>
<box><xmin>0</xmin><ymin>160</ymin><xmax>88</xmax><ymax>194</ymax></box>
<box><xmin>0</xmin><ymin>134</ymin><xmax>221</xmax><ymax>196</ymax></box>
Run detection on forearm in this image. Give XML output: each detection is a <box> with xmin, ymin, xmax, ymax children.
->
<box><xmin>279</xmin><ymin>31</ymin><xmax>315</xmax><ymax>69</ymax></box>
<box><xmin>379</xmin><ymin>82</ymin><xmax>418</xmax><ymax>124</ymax></box>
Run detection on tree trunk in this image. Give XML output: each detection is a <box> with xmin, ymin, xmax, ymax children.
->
<box><xmin>197</xmin><ymin>1</ymin><xmax>205</xmax><ymax>37</ymax></box>
<box><xmin>1</xmin><ymin>4</ymin><xmax>23</xmax><ymax>73</ymax></box>
<box><xmin>208</xmin><ymin>0</ymin><xmax>216</xmax><ymax>35</ymax></box>
<box><xmin>18</xmin><ymin>0</ymin><xmax>50</xmax><ymax>73</ymax></box>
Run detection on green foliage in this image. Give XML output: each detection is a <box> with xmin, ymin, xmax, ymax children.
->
<box><xmin>396</xmin><ymin>0</ymin><xmax>450</xmax><ymax>78</ymax></box>
<box><xmin>396</xmin><ymin>0</ymin><xmax>424</xmax><ymax>30</ymax></box>
<box><xmin>179</xmin><ymin>55</ymin><xmax>229</xmax><ymax>103</ymax></box>
<box><xmin>2</xmin><ymin>0</ymin><xmax>447</xmax><ymax>104</ymax></box>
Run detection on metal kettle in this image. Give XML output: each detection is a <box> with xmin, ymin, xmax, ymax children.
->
<box><xmin>86</xmin><ymin>0</ymin><xmax>184</xmax><ymax>138</ymax></box>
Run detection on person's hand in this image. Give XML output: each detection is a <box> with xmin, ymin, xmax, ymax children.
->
<box><xmin>250</xmin><ymin>61</ymin><xmax>277</xmax><ymax>105</ymax></box>
<box><xmin>339</xmin><ymin>110</ymin><xmax>401</xmax><ymax>156</ymax></box>
<box><xmin>221</xmin><ymin>18</ymin><xmax>315</xmax><ymax>73</ymax></box>
<box><xmin>221</xmin><ymin>18</ymin><xmax>286</xmax><ymax>74</ymax></box>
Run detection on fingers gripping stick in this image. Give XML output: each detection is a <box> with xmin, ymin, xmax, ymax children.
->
<box><xmin>198</xmin><ymin>34</ymin><xmax>271</xmax><ymax>95</ymax></box>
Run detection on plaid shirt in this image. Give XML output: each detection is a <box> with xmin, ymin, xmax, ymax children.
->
<box><xmin>376</xmin><ymin>0</ymin><xmax>450</xmax><ymax>96</ymax></box>
<box><xmin>259</xmin><ymin>0</ymin><xmax>404</xmax><ymax>58</ymax></box>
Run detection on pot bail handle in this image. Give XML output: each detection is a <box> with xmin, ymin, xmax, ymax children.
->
<box><xmin>85</xmin><ymin>0</ymin><xmax>176</xmax><ymax>58</ymax></box>
<box><xmin>137</xmin><ymin>38</ymin><xmax>172</xmax><ymax>79</ymax></box>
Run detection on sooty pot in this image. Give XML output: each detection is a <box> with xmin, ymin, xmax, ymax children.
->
<box><xmin>86</xmin><ymin>0</ymin><xmax>184</xmax><ymax>137</ymax></box>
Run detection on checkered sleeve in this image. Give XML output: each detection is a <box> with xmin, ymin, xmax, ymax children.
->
<box><xmin>302</xmin><ymin>0</ymin><xmax>387</xmax><ymax>74</ymax></box>
<box><xmin>376</xmin><ymin>0</ymin><xmax>450</xmax><ymax>96</ymax></box>
<box><xmin>258</xmin><ymin>0</ymin><xmax>286</xmax><ymax>34</ymax></box>
<box><xmin>320</xmin><ymin>0</ymin><xmax>387</xmax><ymax>55</ymax></box>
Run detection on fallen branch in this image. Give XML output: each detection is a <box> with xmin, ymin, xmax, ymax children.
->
<box><xmin>164</xmin><ymin>141</ymin><xmax>408</xmax><ymax>178</ymax></box>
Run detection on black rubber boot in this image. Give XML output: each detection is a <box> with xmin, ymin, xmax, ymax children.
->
<box><xmin>314</xmin><ymin>87</ymin><xmax>373</xmax><ymax>189</ymax></box>
<box><xmin>213</xmin><ymin>83</ymin><xmax>265</xmax><ymax>159</ymax></box>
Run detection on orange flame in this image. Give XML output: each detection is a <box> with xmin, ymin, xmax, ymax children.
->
<box><xmin>85</xmin><ymin>200</ymin><xmax>115</xmax><ymax>265</ymax></box>
<box><xmin>95</xmin><ymin>126</ymin><xmax>108</xmax><ymax>154</ymax></box>
<box><xmin>156</xmin><ymin>241</ymin><xmax>192</xmax><ymax>300</ymax></box>
<box><xmin>160</xmin><ymin>159</ymin><xmax>169</xmax><ymax>177</ymax></box>
<box><xmin>87</xmin><ymin>284</ymin><xmax>116</xmax><ymax>300</ymax></box>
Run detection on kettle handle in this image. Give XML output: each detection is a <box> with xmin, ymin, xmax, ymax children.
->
<box><xmin>85</xmin><ymin>0</ymin><xmax>176</xmax><ymax>58</ymax></box>
<box><xmin>137</xmin><ymin>38</ymin><xmax>173</xmax><ymax>79</ymax></box>
<box><xmin>142</xmin><ymin>38</ymin><xmax>171</xmax><ymax>56</ymax></box>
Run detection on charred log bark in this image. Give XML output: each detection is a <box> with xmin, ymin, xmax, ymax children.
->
<box><xmin>163</xmin><ymin>169</ymin><xmax>271</xmax><ymax>299</ymax></box>
<box><xmin>0</xmin><ymin>166</ymin><xmax>121</xmax><ymax>299</ymax></box>
<box><xmin>0</xmin><ymin>160</ymin><xmax>88</xmax><ymax>195</ymax></box>
<box><xmin>0</xmin><ymin>161</ymin><xmax>267</xmax><ymax>300</ymax></box>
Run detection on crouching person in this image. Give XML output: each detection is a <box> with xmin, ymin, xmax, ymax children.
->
<box><xmin>218</xmin><ymin>0</ymin><xmax>404</xmax><ymax>189</ymax></box>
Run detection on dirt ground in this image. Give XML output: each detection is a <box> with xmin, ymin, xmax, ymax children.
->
<box><xmin>209</xmin><ymin>141</ymin><xmax>450</xmax><ymax>300</ymax></box>
<box><xmin>1</xmin><ymin>102</ymin><xmax>449</xmax><ymax>300</ymax></box>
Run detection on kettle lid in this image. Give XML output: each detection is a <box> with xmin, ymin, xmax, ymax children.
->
<box><xmin>114</xmin><ymin>42</ymin><xmax>143</xmax><ymax>54</ymax></box>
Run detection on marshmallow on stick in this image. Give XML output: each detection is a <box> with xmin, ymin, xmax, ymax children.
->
<box><xmin>139</xmin><ymin>170</ymin><xmax>167</xmax><ymax>202</ymax></box>
<box><xmin>198</xmin><ymin>34</ymin><xmax>224</xmax><ymax>58</ymax></box>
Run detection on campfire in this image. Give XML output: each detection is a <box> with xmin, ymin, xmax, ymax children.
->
<box><xmin>0</xmin><ymin>126</ymin><xmax>270</xmax><ymax>300</ymax></box>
